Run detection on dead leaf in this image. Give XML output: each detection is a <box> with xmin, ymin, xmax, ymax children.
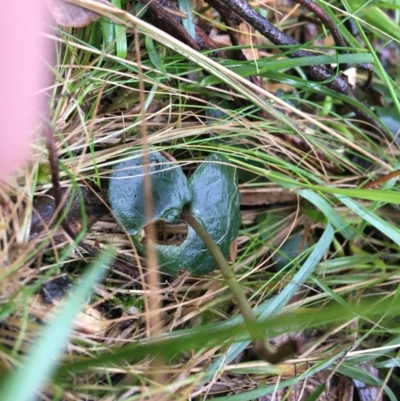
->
<box><xmin>236</xmin><ymin>21</ymin><xmax>260</xmax><ymax>61</ymax></box>
<box><xmin>46</xmin><ymin>0</ymin><xmax>110</xmax><ymax>27</ymax></box>
<box><xmin>363</xmin><ymin>87</ymin><xmax>386</xmax><ymax>107</ymax></box>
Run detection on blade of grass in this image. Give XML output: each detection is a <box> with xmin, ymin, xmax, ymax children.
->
<box><xmin>111</xmin><ymin>0</ymin><xmax>127</xmax><ymax>58</ymax></box>
<box><xmin>341</xmin><ymin>0</ymin><xmax>400</xmax><ymax>116</ymax></box>
<box><xmin>1</xmin><ymin>248</ymin><xmax>115</xmax><ymax>401</ymax></box>
<box><xmin>101</xmin><ymin>15</ymin><xmax>114</xmax><ymax>51</ymax></box>
<box><xmin>205</xmin><ymin>223</ymin><xmax>334</xmax><ymax>378</ymax></box>
<box><xmin>216</xmin><ymin>354</ymin><xmax>343</xmax><ymax>401</ymax></box>
<box><xmin>336</xmin><ymin>364</ymin><xmax>398</xmax><ymax>401</ymax></box>
<box><xmin>50</xmin><ymin>294</ymin><xmax>400</xmax><ymax>376</ymax></box>
<box><xmin>145</xmin><ymin>36</ymin><xmax>168</xmax><ymax>77</ymax></box>
<box><xmin>200</xmin><ymin>53</ymin><xmax>374</xmax><ymax>86</ymax></box>
<box><xmin>181</xmin><ymin>207</ymin><xmax>298</xmax><ymax>364</ymax></box>
<box><xmin>65</xmin><ymin>0</ymin><xmax>391</xmax><ymax>140</ymax></box>
<box><xmin>178</xmin><ymin>0</ymin><xmax>196</xmax><ymax>39</ymax></box>
<box><xmin>336</xmin><ymin>195</ymin><xmax>400</xmax><ymax>245</ymax></box>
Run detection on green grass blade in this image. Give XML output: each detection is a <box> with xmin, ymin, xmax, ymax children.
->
<box><xmin>111</xmin><ymin>0</ymin><xmax>127</xmax><ymax>58</ymax></box>
<box><xmin>336</xmin><ymin>195</ymin><xmax>400</xmax><ymax>245</ymax></box>
<box><xmin>345</xmin><ymin>0</ymin><xmax>400</xmax><ymax>42</ymax></box>
<box><xmin>258</xmin><ymin>223</ymin><xmax>334</xmax><ymax>320</ymax></box>
<box><xmin>206</xmin><ymin>224</ymin><xmax>334</xmax><ymax>377</ymax></box>
<box><xmin>178</xmin><ymin>0</ymin><xmax>196</xmax><ymax>39</ymax></box>
<box><xmin>294</xmin><ymin>185</ymin><xmax>400</xmax><ymax>205</ymax></box>
<box><xmin>216</xmin><ymin>354</ymin><xmax>341</xmax><ymax>400</ymax></box>
<box><xmin>337</xmin><ymin>364</ymin><xmax>398</xmax><ymax>401</ymax></box>
<box><xmin>145</xmin><ymin>36</ymin><xmax>168</xmax><ymax>77</ymax></box>
<box><xmin>303</xmin><ymin>384</ymin><xmax>327</xmax><ymax>401</ymax></box>
<box><xmin>101</xmin><ymin>16</ymin><xmax>114</xmax><ymax>52</ymax></box>
<box><xmin>201</xmin><ymin>53</ymin><xmax>374</xmax><ymax>86</ymax></box>
<box><xmin>1</xmin><ymin>248</ymin><xmax>115</xmax><ymax>401</ymax></box>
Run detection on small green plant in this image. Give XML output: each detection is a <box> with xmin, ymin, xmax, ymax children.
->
<box><xmin>109</xmin><ymin>151</ymin><xmax>241</xmax><ymax>275</ymax></box>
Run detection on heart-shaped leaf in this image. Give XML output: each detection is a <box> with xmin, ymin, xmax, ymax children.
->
<box><xmin>109</xmin><ymin>151</ymin><xmax>192</xmax><ymax>236</ymax></box>
<box><xmin>155</xmin><ymin>153</ymin><xmax>241</xmax><ymax>275</ymax></box>
<box><xmin>109</xmin><ymin>152</ymin><xmax>241</xmax><ymax>276</ymax></box>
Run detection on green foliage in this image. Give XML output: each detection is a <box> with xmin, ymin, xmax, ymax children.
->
<box><xmin>109</xmin><ymin>152</ymin><xmax>241</xmax><ymax>275</ymax></box>
<box><xmin>178</xmin><ymin>0</ymin><xmax>196</xmax><ymax>39</ymax></box>
<box><xmin>0</xmin><ymin>248</ymin><xmax>114</xmax><ymax>401</ymax></box>
<box><xmin>109</xmin><ymin>150</ymin><xmax>192</xmax><ymax>236</ymax></box>
<box><xmin>347</xmin><ymin>0</ymin><xmax>400</xmax><ymax>42</ymax></box>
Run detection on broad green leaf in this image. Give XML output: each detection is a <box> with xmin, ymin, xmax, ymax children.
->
<box><xmin>155</xmin><ymin>153</ymin><xmax>241</xmax><ymax>275</ymax></box>
<box><xmin>109</xmin><ymin>152</ymin><xmax>241</xmax><ymax>275</ymax></box>
<box><xmin>109</xmin><ymin>150</ymin><xmax>192</xmax><ymax>236</ymax></box>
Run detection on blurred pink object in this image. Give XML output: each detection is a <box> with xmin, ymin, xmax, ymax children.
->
<box><xmin>0</xmin><ymin>1</ymin><xmax>49</xmax><ymax>180</ymax></box>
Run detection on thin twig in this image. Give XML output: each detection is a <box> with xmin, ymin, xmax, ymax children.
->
<box><xmin>133</xmin><ymin>11</ymin><xmax>166</xmax><ymax>386</ymax></box>
<box><xmin>295</xmin><ymin>0</ymin><xmax>350</xmax><ymax>69</ymax></box>
<box><xmin>43</xmin><ymin>125</ymin><xmax>95</xmax><ymax>256</ymax></box>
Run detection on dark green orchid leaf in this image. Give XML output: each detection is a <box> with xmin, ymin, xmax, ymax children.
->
<box><xmin>110</xmin><ymin>152</ymin><xmax>241</xmax><ymax>276</ymax></box>
<box><xmin>109</xmin><ymin>150</ymin><xmax>192</xmax><ymax>236</ymax></box>
<box><xmin>154</xmin><ymin>153</ymin><xmax>241</xmax><ymax>276</ymax></box>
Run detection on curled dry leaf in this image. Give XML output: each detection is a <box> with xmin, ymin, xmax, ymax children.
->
<box><xmin>46</xmin><ymin>0</ymin><xmax>110</xmax><ymax>27</ymax></box>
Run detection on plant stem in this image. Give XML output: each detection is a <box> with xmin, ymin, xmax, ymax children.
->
<box><xmin>181</xmin><ymin>207</ymin><xmax>298</xmax><ymax>364</ymax></box>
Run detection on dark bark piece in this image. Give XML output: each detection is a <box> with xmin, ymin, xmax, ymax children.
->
<box><xmin>43</xmin><ymin>126</ymin><xmax>82</xmax><ymax>244</ymax></box>
<box><xmin>296</xmin><ymin>2</ymin><xmax>373</xmax><ymax>75</ymax></box>
<box><xmin>206</xmin><ymin>0</ymin><xmax>271</xmax><ymax>111</ymax></box>
<box><xmin>194</xmin><ymin>26</ymin><xmax>224</xmax><ymax>56</ymax></box>
<box><xmin>295</xmin><ymin>0</ymin><xmax>350</xmax><ymax>69</ymax></box>
<box><xmin>201</xmin><ymin>0</ymin><xmax>344</xmax><ymax>172</ymax></box>
<box><xmin>140</xmin><ymin>0</ymin><xmax>221</xmax><ymax>54</ymax></box>
<box><xmin>30</xmin><ymin>186</ymin><xmax>108</xmax><ymax>245</ymax></box>
<box><xmin>43</xmin><ymin>126</ymin><xmax>102</xmax><ymax>255</ymax></box>
<box><xmin>41</xmin><ymin>276</ymin><xmax>72</xmax><ymax>304</ymax></box>
<box><xmin>140</xmin><ymin>0</ymin><xmax>200</xmax><ymax>50</ymax></box>
<box><xmin>207</xmin><ymin>0</ymin><xmax>242</xmax><ymax>26</ymax></box>
<box><xmin>344</xmin><ymin>16</ymin><xmax>375</xmax><ymax>90</ymax></box>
